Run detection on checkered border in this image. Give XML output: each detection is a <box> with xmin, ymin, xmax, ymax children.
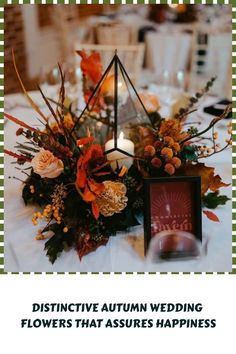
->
<box><xmin>0</xmin><ymin>0</ymin><xmax>234</xmax><ymax>275</ymax></box>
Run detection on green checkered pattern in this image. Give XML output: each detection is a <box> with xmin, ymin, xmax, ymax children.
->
<box><xmin>0</xmin><ymin>0</ymin><xmax>234</xmax><ymax>275</ymax></box>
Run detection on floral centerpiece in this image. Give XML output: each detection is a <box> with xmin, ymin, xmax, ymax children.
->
<box><xmin>5</xmin><ymin>51</ymin><xmax>232</xmax><ymax>263</ymax></box>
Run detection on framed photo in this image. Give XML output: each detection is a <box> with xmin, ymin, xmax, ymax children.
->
<box><xmin>144</xmin><ymin>176</ymin><xmax>202</xmax><ymax>253</ymax></box>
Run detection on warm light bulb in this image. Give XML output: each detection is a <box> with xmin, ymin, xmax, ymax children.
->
<box><xmin>169</xmin><ymin>4</ymin><xmax>178</xmax><ymax>9</ymax></box>
<box><xmin>119</xmin><ymin>131</ymin><xmax>124</xmax><ymax>140</ymax></box>
<box><xmin>118</xmin><ymin>81</ymin><xmax>123</xmax><ymax>88</ymax></box>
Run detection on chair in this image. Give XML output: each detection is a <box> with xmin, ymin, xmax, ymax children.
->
<box><xmin>189</xmin><ymin>31</ymin><xmax>232</xmax><ymax>98</ymax></box>
<box><xmin>96</xmin><ymin>22</ymin><xmax>131</xmax><ymax>46</ymax></box>
<box><xmin>145</xmin><ymin>32</ymin><xmax>193</xmax><ymax>76</ymax></box>
<box><xmin>74</xmin><ymin>43</ymin><xmax>145</xmax><ymax>85</ymax></box>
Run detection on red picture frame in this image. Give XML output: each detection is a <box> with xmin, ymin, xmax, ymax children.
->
<box><xmin>144</xmin><ymin>176</ymin><xmax>202</xmax><ymax>253</ymax></box>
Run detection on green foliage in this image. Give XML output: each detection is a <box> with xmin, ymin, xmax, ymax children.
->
<box><xmin>122</xmin><ymin>170</ymin><xmax>144</xmax><ymax>214</ymax></box>
<box><xmin>123</xmin><ymin>175</ymin><xmax>138</xmax><ymax>192</ymax></box>
<box><xmin>202</xmin><ymin>191</ymin><xmax>230</xmax><ymax>209</ymax></box>
<box><xmin>148</xmin><ymin>111</ymin><xmax>162</xmax><ymax>127</ymax></box>
<box><xmin>101</xmin><ymin>207</ymin><xmax>140</xmax><ymax>236</ymax></box>
<box><xmin>22</xmin><ymin>171</ymin><xmax>54</xmax><ymax>206</ymax></box>
<box><xmin>63</xmin><ymin>187</ymin><xmax>89</xmax><ymax>228</ymax></box>
<box><xmin>44</xmin><ymin>223</ymin><xmax>75</xmax><ymax>264</ymax></box>
<box><xmin>180</xmin><ymin>145</ymin><xmax>198</xmax><ymax>161</ymax></box>
<box><xmin>187</xmin><ymin>126</ymin><xmax>198</xmax><ymax>136</ymax></box>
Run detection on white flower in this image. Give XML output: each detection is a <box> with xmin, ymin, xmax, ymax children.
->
<box><xmin>31</xmin><ymin>148</ymin><xmax>64</xmax><ymax>178</ymax></box>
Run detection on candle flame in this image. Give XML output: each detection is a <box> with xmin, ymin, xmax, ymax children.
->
<box><xmin>119</xmin><ymin>131</ymin><xmax>124</xmax><ymax>140</ymax></box>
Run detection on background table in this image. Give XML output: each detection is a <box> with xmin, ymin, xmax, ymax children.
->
<box><xmin>4</xmin><ymin>91</ymin><xmax>232</xmax><ymax>272</ymax></box>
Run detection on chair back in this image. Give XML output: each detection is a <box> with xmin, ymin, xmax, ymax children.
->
<box><xmin>189</xmin><ymin>31</ymin><xmax>231</xmax><ymax>98</ymax></box>
<box><xmin>145</xmin><ymin>32</ymin><xmax>192</xmax><ymax>75</ymax></box>
<box><xmin>96</xmin><ymin>23</ymin><xmax>131</xmax><ymax>46</ymax></box>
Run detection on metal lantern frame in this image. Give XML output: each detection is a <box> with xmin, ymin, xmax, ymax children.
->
<box><xmin>73</xmin><ymin>52</ymin><xmax>152</xmax><ymax>158</ymax></box>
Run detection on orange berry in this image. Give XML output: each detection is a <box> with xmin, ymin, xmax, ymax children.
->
<box><xmin>151</xmin><ymin>157</ymin><xmax>162</xmax><ymax>168</ymax></box>
<box><xmin>161</xmin><ymin>147</ymin><xmax>173</xmax><ymax>161</ymax></box>
<box><xmin>144</xmin><ymin>145</ymin><xmax>156</xmax><ymax>158</ymax></box>
<box><xmin>164</xmin><ymin>136</ymin><xmax>174</xmax><ymax>146</ymax></box>
<box><xmin>170</xmin><ymin>157</ymin><xmax>181</xmax><ymax>169</ymax></box>
<box><xmin>172</xmin><ymin>142</ymin><xmax>180</xmax><ymax>152</ymax></box>
<box><xmin>154</xmin><ymin>140</ymin><xmax>163</xmax><ymax>150</ymax></box>
<box><xmin>164</xmin><ymin>163</ymin><xmax>175</xmax><ymax>175</ymax></box>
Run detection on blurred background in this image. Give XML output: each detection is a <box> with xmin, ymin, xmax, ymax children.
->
<box><xmin>4</xmin><ymin>4</ymin><xmax>232</xmax><ymax>98</ymax></box>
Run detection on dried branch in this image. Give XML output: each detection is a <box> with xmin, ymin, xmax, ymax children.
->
<box><xmin>37</xmin><ymin>85</ymin><xmax>70</xmax><ymax>143</ymax></box>
<box><xmin>180</xmin><ymin>103</ymin><xmax>232</xmax><ymax>145</ymax></box>
<box><xmin>198</xmin><ymin>143</ymin><xmax>231</xmax><ymax>159</ymax></box>
<box><xmin>12</xmin><ymin>48</ymin><xmax>48</xmax><ymax>123</ymax></box>
<box><xmin>175</xmin><ymin>77</ymin><xmax>216</xmax><ymax>120</ymax></box>
<box><xmin>37</xmin><ymin>85</ymin><xmax>61</xmax><ymax>127</ymax></box>
<box><xmin>4</xmin><ymin>112</ymin><xmax>41</xmax><ymax>133</ymax></box>
<box><xmin>58</xmin><ymin>63</ymin><xmax>65</xmax><ymax>110</ymax></box>
<box><xmin>4</xmin><ymin>149</ymin><xmax>32</xmax><ymax>162</ymax></box>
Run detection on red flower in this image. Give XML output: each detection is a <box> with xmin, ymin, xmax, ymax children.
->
<box><xmin>84</xmin><ymin>90</ymin><xmax>105</xmax><ymax>112</ymax></box>
<box><xmin>76</xmin><ymin>141</ymin><xmax>105</xmax><ymax>219</ymax></box>
<box><xmin>77</xmin><ymin>50</ymin><xmax>103</xmax><ymax>84</ymax></box>
<box><xmin>77</xmin><ymin>136</ymin><xmax>95</xmax><ymax>146</ymax></box>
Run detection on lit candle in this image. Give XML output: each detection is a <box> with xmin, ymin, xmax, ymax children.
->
<box><xmin>105</xmin><ymin>132</ymin><xmax>134</xmax><ymax>171</ymax></box>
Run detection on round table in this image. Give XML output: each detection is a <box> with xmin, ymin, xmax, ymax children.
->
<box><xmin>4</xmin><ymin>91</ymin><xmax>232</xmax><ymax>272</ymax></box>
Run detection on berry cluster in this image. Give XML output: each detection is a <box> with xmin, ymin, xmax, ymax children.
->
<box><xmin>144</xmin><ymin>136</ymin><xmax>182</xmax><ymax>176</ymax></box>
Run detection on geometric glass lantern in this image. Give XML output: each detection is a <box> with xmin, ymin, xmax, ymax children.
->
<box><xmin>73</xmin><ymin>53</ymin><xmax>152</xmax><ymax>168</ymax></box>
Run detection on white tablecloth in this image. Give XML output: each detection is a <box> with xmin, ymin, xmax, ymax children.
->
<box><xmin>4</xmin><ymin>92</ymin><xmax>232</xmax><ymax>272</ymax></box>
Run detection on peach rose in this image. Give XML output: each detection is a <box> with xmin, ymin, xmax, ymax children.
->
<box><xmin>31</xmin><ymin>148</ymin><xmax>64</xmax><ymax>178</ymax></box>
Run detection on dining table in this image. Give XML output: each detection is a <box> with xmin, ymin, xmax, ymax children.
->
<box><xmin>4</xmin><ymin>87</ymin><xmax>232</xmax><ymax>272</ymax></box>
